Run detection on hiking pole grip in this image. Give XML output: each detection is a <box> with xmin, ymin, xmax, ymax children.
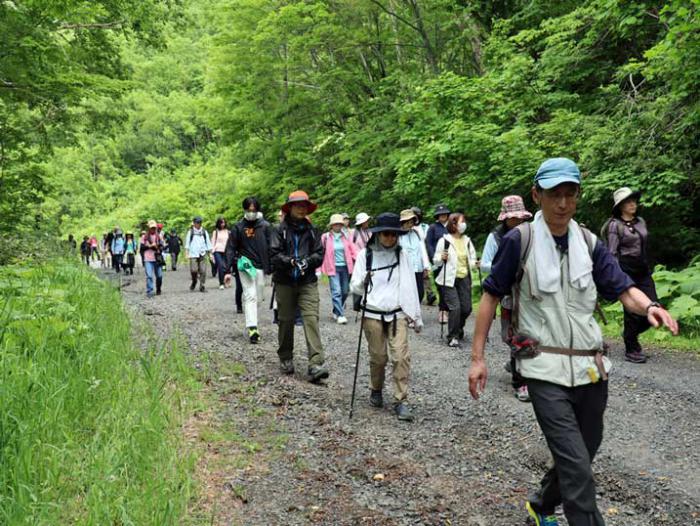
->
<box><xmin>349</xmin><ymin>281</ymin><xmax>369</xmax><ymax>420</ymax></box>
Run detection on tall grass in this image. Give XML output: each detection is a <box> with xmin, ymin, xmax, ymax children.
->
<box><xmin>0</xmin><ymin>260</ymin><xmax>196</xmax><ymax>524</ymax></box>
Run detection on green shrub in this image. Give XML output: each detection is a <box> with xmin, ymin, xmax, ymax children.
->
<box><xmin>0</xmin><ymin>261</ymin><xmax>195</xmax><ymax>524</ymax></box>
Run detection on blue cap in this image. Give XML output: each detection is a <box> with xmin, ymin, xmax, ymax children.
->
<box><xmin>534</xmin><ymin>158</ymin><xmax>581</xmax><ymax>189</ymax></box>
<box><xmin>193</xmin><ymin>215</ymin><xmax>203</xmax><ymax>223</ymax></box>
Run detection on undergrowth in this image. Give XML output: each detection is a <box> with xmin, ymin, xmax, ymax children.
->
<box><xmin>0</xmin><ymin>260</ymin><xmax>197</xmax><ymax>524</ymax></box>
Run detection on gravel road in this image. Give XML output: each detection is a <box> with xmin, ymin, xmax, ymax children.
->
<box><xmin>115</xmin><ymin>267</ymin><xmax>700</xmax><ymax>526</ymax></box>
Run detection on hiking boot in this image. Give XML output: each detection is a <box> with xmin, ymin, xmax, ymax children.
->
<box><xmin>448</xmin><ymin>338</ymin><xmax>460</xmax><ymax>348</ymax></box>
<box><xmin>308</xmin><ymin>364</ymin><xmax>329</xmax><ymax>383</ymax></box>
<box><xmin>236</xmin><ymin>307</ymin><xmax>243</xmax><ymax>314</ymax></box>
<box><xmin>248</xmin><ymin>328</ymin><xmax>260</xmax><ymax>344</ymax></box>
<box><xmin>525</xmin><ymin>502</ymin><xmax>558</xmax><ymax>526</ymax></box>
<box><xmin>155</xmin><ymin>289</ymin><xmax>162</xmax><ymax>296</ymax></box>
<box><xmin>199</xmin><ymin>285</ymin><xmax>206</xmax><ymax>293</ymax></box>
<box><xmin>369</xmin><ymin>389</ymin><xmax>383</xmax><ymax>408</ymax></box>
<box><xmin>426</xmin><ymin>292</ymin><xmax>436</xmax><ymax>306</ymax></box>
<box><xmin>337</xmin><ymin>315</ymin><xmax>348</xmax><ymax>325</ymax></box>
<box><xmin>625</xmin><ymin>351</ymin><xmax>647</xmax><ymax>364</ymax></box>
<box><xmin>393</xmin><ymin>402</ymin><xmax>414</xmax><ymax>422</ymax></box>
<box><xmin>189</xmin><ymin>281</ymin><xmax>196</xmax><ymax>291</ymax></box>
<box><xmin>280</xmin><ymin>359</ymin><xmax>294</xmax><ymax>375</ymax></box>
<box><xmin>515</xmin><ymin>385</ymin><xmax>531</xmax><ymax>402</ymax></box>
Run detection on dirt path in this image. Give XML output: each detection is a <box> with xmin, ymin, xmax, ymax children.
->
<box><xmin>116</xmin><ymin>267</ymin><xmax>700</xmax><ymax>525</ymax></box>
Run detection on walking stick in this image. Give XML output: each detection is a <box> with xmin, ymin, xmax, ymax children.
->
<box><xmin>349</xmin><ymin>276</ymin><xmax>370</xmax><ymax>420</ymax></box>
<box><xmin>269</xmin><ymin>283</ymin><xmax>276</xmax><ymax>310</ymax></box>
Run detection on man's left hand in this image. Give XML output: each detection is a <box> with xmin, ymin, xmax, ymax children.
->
<box><xmin>647</xmin><ymin>305</ymin><xmax>679</xmax><ymax>335</ymax></box>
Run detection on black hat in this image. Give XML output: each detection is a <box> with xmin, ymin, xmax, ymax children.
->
<box><xmin>368</xmin><ymin>213</ymin><xmax>406</xmax><ymax>235</ymax></box>
<box><xmin>193</xmin><ymin>215</ymin><xmax>203</xmax><ymax>223</ymax></box>
<box><xmin>411</xmin><ymin>206</ymin><xmax>423</xmax><ymax>220</ymax></box>
<box><xmin>433</xmin><ymin>204</ymin><xmax>450</xmax><ymax>217</ymax></box>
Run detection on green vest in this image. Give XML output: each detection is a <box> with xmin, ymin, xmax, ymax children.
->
<box><xmin>516</xmin><ymin>244</ymin><xmax>611</xmax><ymax>387</ymax></box>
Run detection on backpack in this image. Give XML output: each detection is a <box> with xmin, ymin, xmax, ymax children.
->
<box><xmin>599</xmin><ymin>216</ymin><xmax>647</xmax><ymax>257</ymax></box>
<box><xmin>356</xmin><ymin>243</ymin><xmax>403</xmax><ymax>303</ymax></box>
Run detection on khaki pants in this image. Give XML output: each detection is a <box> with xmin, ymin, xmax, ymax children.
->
<box><xmin>276</xmin><ymin>282</ymin><xmax>325</xmax><ymax>367</ymax></box>
<box><xmin>363</xmin><ymin>317</ymin><xmax>410</xmax><ymax>402</ymax></box>
<box><xmin>189</xmin><ymin>256</ymin><xmax>208</xmax><ymax>286</ymax></box>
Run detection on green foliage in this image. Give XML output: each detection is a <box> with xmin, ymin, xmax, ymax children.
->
<box><xmin>0</xmin><ymin>261</ymin><xmax>196</xmax><ymax>523</ymax></box>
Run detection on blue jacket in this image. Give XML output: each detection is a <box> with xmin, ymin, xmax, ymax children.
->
<box><xmin>425</xmin><ymin>221</ymin><xmax>448</xmax><ymax>261</ymax></box>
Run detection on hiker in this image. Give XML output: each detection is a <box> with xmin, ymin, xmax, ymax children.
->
<box><xmin>341</xmin><ymin>213</ymin><xmax>352</xmax><ymax>237</ymax></box>
<box><xmin>481</xmin><ymin>195</ymin><xmax>533</xmax><ymax>402</ymax></box>
<box><xmin>67</xmin><ymin>234</ymin><xmax>77</xmax><ymax>254</ymax></box>
<box><xmin>111</xmin><ymin>229</ymin><xmax>125</xmax><ymax>274</ymax></box>
<box><xmin>89</xmin><ymin>235</ymin><xmax>99</xmax><ymax>262</ymax></box>
<box><xmin>124</xmin><ymin>232</ymin><xmax>137</xmax><ymax>275</ymax></box>
<box><xmin>80</xmin><ymin>236</ymin><xmax>91</xmax><ymax>266</ymax></box>
<box><xmin>468</xmin><ymin>158</ymin><xmax>678</xmax><ymax>526</ymax></box>
<box><xmin>399</xmin><ymin>209</ymin><xmax>430</xmax><ymax>303</ymax></box>
<box><xmin>425</xmin><ymin>204</ymin><xmax>451</xmax><ymax>323</ymax></box>
<box><xmin>411</xmin><ymin>207</ymin><xmax>436</xmax><ymax>305</ymax></box>
<box><xmin>141</xmin><ymin>220</ymin><xmax>165</xmax><ymax>297</ymax></box>
<box><xmin>603</xmin><ymin>187</ymin><xmax>658</xmax><ymax>364</ymax></box>
<box><xmin>185</xmin><ymin>216</ymin><xmax>212</xmax><ymax>292</ymax></box>
<box><xmin>433</xmin><ymin>213</ymin><xmax>477</xmax><ymax>347</ymax></box>
<box><xmin>271</xmin><ymin>210</ymin><xmax>301</xmax><ymax>325</ymax></box>
<box><xmin>321</xmin><ymin>214</ymin><xmax>358</xmax><ymax>325</ymax></box>
<box><xmin>167</xmin><ymin>229</ymin><xmax>182</xmax><ymax>271</ymax></box>
<box><xmin>350</xmin><ymin>212</ymin><xmax>423</xmax><ymax>422</ymax></box>
<box><xmin>224</xmin><ymin>197</ymin><xmax>272</xmax><ymax>344</ymax></box>
<box><xmin>212</xmin><ymin>217</ymin><xmax>229</xmax><ymax>290</ymax></box>
<box><xmin>107</xmin><ymin>229</ymin><xmax>117</xmax><ymax>270</ymax></box>
<box><xmin>101</xmin><ymin>233</ymin><xmax>112</xmax><ymax>269</ymax></box>
<box><xmin>352</xmin><ymin>212</ymin><xmax>372</xmax><ymax>250</ymax></box>
<box><xmin>269</xmin><ymin>190</ymin><xmax>329</xmax><ymax>383</ymax></box>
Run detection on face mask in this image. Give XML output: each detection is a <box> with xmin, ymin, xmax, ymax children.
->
<box><xmin>244</xmin><ymin>211</ymin><xmax>257</xmax><ymax>221</ymax></box>
<box><xmin>457</xmin><ymin>222</ymin><xmax>467</xmax><ymax>234</ymax></box>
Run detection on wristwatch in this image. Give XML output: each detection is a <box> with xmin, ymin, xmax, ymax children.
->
<box><xmin>646</xmin><ymin>301</ymin><xmax>662</xmax><ymax>312</ymax></box>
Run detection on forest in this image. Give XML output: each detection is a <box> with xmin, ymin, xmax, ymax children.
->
<box><xmin>2</xmin><ymin>0</ymin><xmax>698</xmax><ymax>266</ymax></box>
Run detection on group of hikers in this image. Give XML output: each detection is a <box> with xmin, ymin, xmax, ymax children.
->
<box><xmin>73</xmin><ymin>157</ymin><xmax>678</xmax><ymax>526</ymax></box>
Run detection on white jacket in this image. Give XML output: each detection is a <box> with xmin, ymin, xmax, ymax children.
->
<box><xmin>432</xmin><ymin>234</ymin><xmax>477</xmax><ymax>287</ymax></box>
<box><xmin>350</xmin><ymin>241</ymin><xmax>423</xmax><ymax>329</ymax></box>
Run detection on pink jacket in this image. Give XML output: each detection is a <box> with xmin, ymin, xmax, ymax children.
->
<box><xmin>320</xmin><ymin>231</ymin><xmax>357</xmax><ymax>276</ymax></box>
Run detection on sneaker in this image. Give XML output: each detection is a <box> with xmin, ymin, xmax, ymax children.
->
<box><xmin>219</xmin><ymin>284</ymin><xmax>225</xmax><ymax>290</ymax></box>
<box><xmin>248</xmin><ymin>328</ymin><xmax>261</xmax><ymax>344</ymax></box>
<box><xmin>332</xmin><ymin>313</ymin><xmax>338</xmax><ymax>321</ymax></box>
<box><xmin>393</xmin><ymin>402</ymin><xmax>414</xmax><ymax>422</ymax></box>
<box><xmin>526</xmin><ymin>502</ymin><xmax>558</xmax><ymax>526</ymax></box>
<box><xmin>280</xmin><ymin>359</ymin><xmax>294</xmax><ymax>375</ymax></box>
<box><xmin>625</xmin><ymin>351</ymin><xmax>647</xmax><ymax>364</ymax></box>
<box><xmin>369</xmin><ymin>389</ymin><xmax>383</xmax><ymax>408</ymax></box>
<box><xmin>504</xmin><ymin>361</ymin><xmax>512</xmax><ymax>373</ymax></box>
<box><xmin>515</xmin><ymin>385</ymin><xmax>531</xmax><ymax>402</ymax></box>
<box><xmin>295</xmin><ymin>317</ymin><xmax>304</xmax><ymax>326</ymax></box>
<box><xmin>236</xmin><ymin>307</ymin><xmax>243</xmax><ymax>314</ymax></box>
<box><xmin>308</xmin><ymin>364</ymin><xmax>329</xmax><ymax>383</ymax></box>
<box><xmin>199</xmin><ymin>285</ymin><xmax>206</xmax><ymax>293</ymax></box>
<box><xmin>337</xmin><ymin>316</ymin><xmax>348</xmax><ymax>325</ymax></box>
<box><xmin>448</xmin><ymin>338</ymin><xmax>460</xmax><ymax>348</ymax></box>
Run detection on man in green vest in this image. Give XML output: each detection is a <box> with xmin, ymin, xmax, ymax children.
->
<box><xmin>467</xmin><ymin>158</ymin><xmax>678</xmax><ymax>526</ymax></box>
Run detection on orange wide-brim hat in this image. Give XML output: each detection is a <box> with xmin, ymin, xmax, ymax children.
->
<box><xmin>281</xmin><ymin>190</ymin><xmax>318</xmax><ymax>214</ymax></box>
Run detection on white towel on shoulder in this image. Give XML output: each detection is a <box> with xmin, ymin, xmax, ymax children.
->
<box><xmin>532</xmin><ymin>211</ymin><xmax>593</xmax><ymax>294</ymax></box>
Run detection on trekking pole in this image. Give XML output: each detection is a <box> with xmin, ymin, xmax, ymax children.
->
<box><xmin>269</xmin><ymin>283</ymin><xmax>276</xmax><ymax>310</ymax></box>
<box><xmin>349</xmin><ymin>278</ymin><xmax>370</xmax><ymax>420</ymax></box>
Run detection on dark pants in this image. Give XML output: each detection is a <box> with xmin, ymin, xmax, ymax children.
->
<box><xmin>113</xmin><ymin>253</ymin><xmax>123</xmax><ymax>273</ymax></box>
<box><xmin>214</xmin><ymin>251</ymin><xmax>226</xmax><ymax>285</ymax></box>
<box><xmin>170</xmin><ymin>250</ymin><xmax>179</xmax><ymax>270</ymax></box>
<box><xmin>414</xmin><ymin>272</ymin><xmax>425</xmax><ymax>303</ymax></box>
<box><xmin>433</xmin><ymin>269</ymin><xmax>448</xmax><ymax>311</ymax></box>
<box><xmin>527</xmin><ymin>379</ymin><xmax>608</xmax><ymax>526</ymax></box>
<box><xmin>276</xmin><ymin>282</ymin><xmax>324</xmax><ymax>367</ymax></box>
<box><xmin>623</xmin><ymin>273</ymin><xmax>657</xmax><ymax>354</ymax></box>
<box><xmin>124</xmin><ymin>253</ymin><xmax>135</xmax><ymax>274</ymax></box>
<box><xmin>444</xmin><ymin>276</ymin><xmax>472</xmax><ymax>340</ymax></box>
<box><xmin>82</xmin><ymin>253</ymin><xmax>90</xmax><ymax>266</ymax></box>
<box><xmin>234</xmin><ymin>272</ymin><xmax>243</xmax><ymax>311</ymax></box>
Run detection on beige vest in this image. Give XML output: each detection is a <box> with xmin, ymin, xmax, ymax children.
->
<box><xmin>515</xmin><ymin>245</ymin><xmax>611</xmax><ymax>387</ymax></box>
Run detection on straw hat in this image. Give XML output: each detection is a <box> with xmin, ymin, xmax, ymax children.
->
<box><xmin>399</xmin><ymin>209</ymin><xmax>417</xmax><ymax>223</ymax></box>
<box><xmin>328</xmin><ymin>213</ymin><xmax>345</xmax><ymax>226</ymax></box>
<box><xmin>147</xmin><ymin>220</ymin><xmax>157</xmax><ymax>229</ymax></box>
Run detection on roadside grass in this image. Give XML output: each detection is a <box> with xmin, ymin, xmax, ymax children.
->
<box><xmin>0</xmin><ymin>260</ymin><xmax>198</xmax><ymax>524</ymax></box>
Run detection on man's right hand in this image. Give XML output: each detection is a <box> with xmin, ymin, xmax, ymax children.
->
<box><xmin>468</xmin><ymin>360</ymin><xmax>488</xmax><ymax>400</ymax></box>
